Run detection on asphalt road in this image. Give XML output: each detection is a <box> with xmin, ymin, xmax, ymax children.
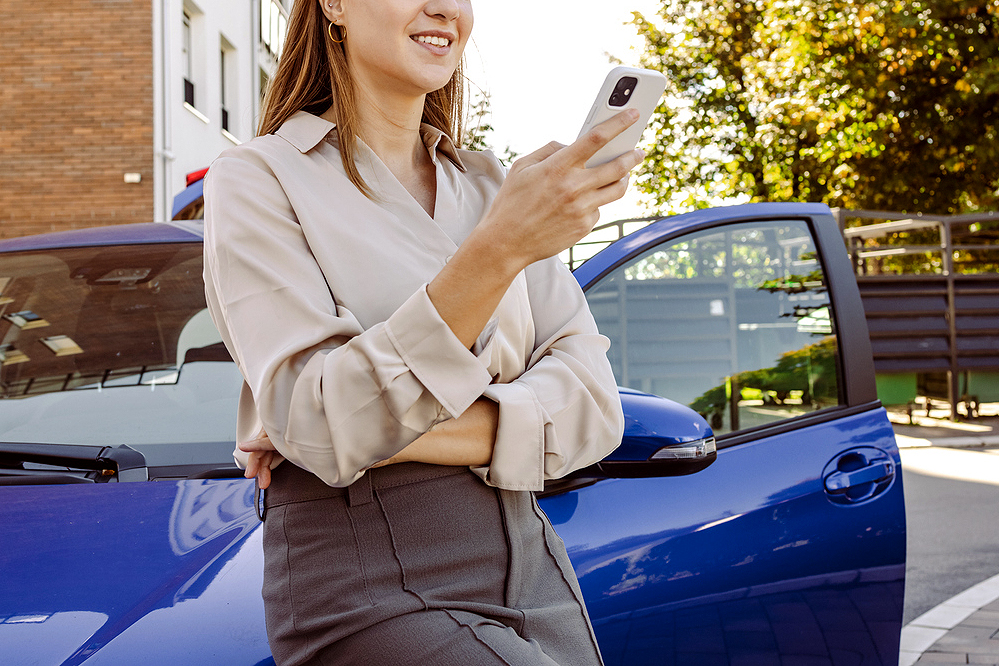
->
<box><xmin>898</xmin><ymin>445</ymin><xmax>999</xmax><ymax>624</ymax></box>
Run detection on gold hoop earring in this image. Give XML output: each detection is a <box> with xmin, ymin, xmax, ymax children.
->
<box><xmin>328</xmin><ymin>22</ymin><xmax>344</xmax><ymax>43</ymax></box>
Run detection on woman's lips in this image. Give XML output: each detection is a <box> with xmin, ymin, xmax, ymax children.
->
<box><xmin>413</xmin><ymin>34</ymin><xmax>451</xmax><ymax>47</ymax></box>
<box><xmin>411</xmin><ymin>33</ymin><xmax>455</xmax><ymax>54</ymax></box>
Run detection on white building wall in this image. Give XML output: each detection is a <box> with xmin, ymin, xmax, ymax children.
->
<box><xmin>153</xmin><ymin>0</ymin><xmax>294</xmax><ymax>221</ymax></box>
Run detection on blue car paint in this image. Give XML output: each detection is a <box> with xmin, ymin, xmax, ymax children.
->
<box><xmin>562</xmin><ymin>201</ymin><xmax>905</xmax><ymax>665</ymax></box>
<box><xmin>551</xmin><ymin>410</ymin><xmax>904</xmax><ymax>665</ymax></box>
<box><xmin>0</xmin><ymin>221</ymin><xmax>202</xmax><ymax>253</ymax></box>
<box><xmin>0</xmin><ymin>388</ymin><xmax>695</xmax><ymax>666</ymax></box>
<box><xmin>0</xmin><ymin>202</ymin><xmax>905</xmax><ymax>664</ymax></box>
<box><xmin>172</xmin><ymin>178</ymin><xmax>205</xmax><ymax>220</ymax></box>
<box><xmin>605</xmin><ymin>387</ymin><xmax>715</xmax><ymax>462</ymax></box>
<box><xmin>572</xmin><ymin>202</ymin><xmax>835</xmax><ymax>289</ymax></box>
<box><xmin>0</xmin><ymin>388</ymin><xmax>699</xmax><ymax>666</ymax></box>
<box><xmin>0</xmin><ymin>480</ymin><xmax>272</xmax><ymax>666</ymax></box>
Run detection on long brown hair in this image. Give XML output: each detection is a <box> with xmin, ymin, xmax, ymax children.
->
<box><xmin>257</xmin><ymin>3</ymin><xmax>465</xmax><ymax>198</ymax></box>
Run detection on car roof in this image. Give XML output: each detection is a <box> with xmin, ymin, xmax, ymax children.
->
<box><xmin>172</xmin><ymin>176</ymin><xmax>206</xmax><ymax>220</ymax></box>
<box><xmin>0</xmin><ymin>220</ymin><xmax>205</xmax><ymax>253</ymax></box>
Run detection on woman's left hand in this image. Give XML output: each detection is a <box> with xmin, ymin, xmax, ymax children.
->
<box><xmin>238</xmin><ymin>428</ymin><xmax>278</xmax><ymax>490</ymax></box>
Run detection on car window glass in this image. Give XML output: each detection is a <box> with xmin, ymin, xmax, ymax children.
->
<box><xmin>585</xmin><ymin>219</ymin><xmax>842</xmax><ymax>436</ymax></box>
<box><xmin>0</xmin><ymin>243</ymin><xmax>240</xmax><ymax>466</ymax></box>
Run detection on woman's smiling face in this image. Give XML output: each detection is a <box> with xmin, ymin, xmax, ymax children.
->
<box><xmin>321</xmin><ymin>0</ymin><xmax>473</xmax><ymax>99</ymax></box>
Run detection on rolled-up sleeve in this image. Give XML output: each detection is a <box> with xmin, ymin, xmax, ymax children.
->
<box><xmin>472</xmin><ymin>257</ymin><xmax>625</xmax><ymax>491</ymax></box>
<box><xmin>203</xmin><ymin>151</ymin><xmax>493</xmax><ymax>487</ymax></box>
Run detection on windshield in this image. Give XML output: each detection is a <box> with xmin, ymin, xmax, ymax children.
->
<box><xmin>0</xmin><ymin>242</ymin><xmax>241</xmax><ymax>468</ymax></box>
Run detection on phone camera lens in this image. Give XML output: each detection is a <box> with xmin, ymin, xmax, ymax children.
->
<box><xmin>608</xmin><ymin>76</ymin><xmax>639</xmax><ymax>107</ymax></box>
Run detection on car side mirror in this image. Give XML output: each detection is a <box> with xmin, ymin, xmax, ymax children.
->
<box><xmin>597</xmin><ymin>388</ymin><xmax>717</xmax><ymax>477</ymax></box>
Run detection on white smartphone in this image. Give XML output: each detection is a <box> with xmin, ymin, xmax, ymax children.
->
<box><xmin>577</xmin><ymin>67</ymin><xmax>667</xmax><ymax>168</ymax></box>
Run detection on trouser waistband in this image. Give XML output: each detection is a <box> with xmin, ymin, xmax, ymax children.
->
<box><xmin>262</xmin><ymin>461</ymin><xmax>469</xmax><ymax>513</ymax></box>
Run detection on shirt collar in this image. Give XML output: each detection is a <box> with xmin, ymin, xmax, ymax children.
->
<box><xmin>275</xmin><ymin>110</ymin><xmax>336</xmax><ymax>153</ymax></box>
<box><xmin>275</xmin><ymin>110</ymin><xmax>466</xmax><ymax>172</ymax></box>
<box><xmin>418</xmin><ymin>124</ymin><xmax>466</xmax><ymax>172</ymax></box>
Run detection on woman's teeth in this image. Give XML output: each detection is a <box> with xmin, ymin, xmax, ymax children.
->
<box><xmin>414</xmin><ymin>35</ymin><xmax>450</xmax><ymax>47</ymax></box>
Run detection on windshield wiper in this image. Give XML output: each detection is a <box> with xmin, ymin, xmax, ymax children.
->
<box><xmin>0</xmin><ymin>443</ymin><xmax>147</xmax><ymax>485</ymax></box>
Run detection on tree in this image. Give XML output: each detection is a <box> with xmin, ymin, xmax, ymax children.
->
<box><xmin>463</xmin><ymin>89</ymin><xmax>518</xmax><ymax>165</ymax></box>
<box><xmin>631</xmin><ymin>0</ymin><xmax>999</xmax><ymax>215</ymax></box>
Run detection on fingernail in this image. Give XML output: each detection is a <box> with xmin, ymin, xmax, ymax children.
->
<box><xmin>636</xmin><ymin>149</ymin><xmax>646</xmax><ymax>160</ymax></box>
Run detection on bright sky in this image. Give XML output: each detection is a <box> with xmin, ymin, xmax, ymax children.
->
<box><xmin>464</xmin><ymin>0</ymin><xmax>663</xmax><ymax>222</ymax></box>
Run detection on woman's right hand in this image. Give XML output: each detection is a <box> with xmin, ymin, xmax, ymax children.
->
<box><xmin>480</xmin><ymin>108</ymin><xmax>646</xmax><ymax>270</ymax></box>
<box><xmin>426</xmin><ymin>109</ymin><xmax>646</xmax><ymax>350</ymax></box>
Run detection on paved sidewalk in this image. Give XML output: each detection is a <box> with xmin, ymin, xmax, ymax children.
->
<box><xmin>889</xmin><ymin>406</ymin><xmax>999</xmax><ymax>666</ymax></box>
<box><xmin>900</xmin><ymin>573</ymin><xmax>999</xmax><ymax>666</ymax></box>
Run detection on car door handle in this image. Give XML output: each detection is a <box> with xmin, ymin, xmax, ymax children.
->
<box><xmin>824</xmin><ymin>461</ymin><xmax>893</xmax><ymax>493</ymax></box>
<box><xmin>822</xmin><ymin>447</ymin><xmax>897</xmax><ymax>505</ymax></box>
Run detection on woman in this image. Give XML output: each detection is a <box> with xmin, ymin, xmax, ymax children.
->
<box><xmin>203</xmin><ymin>0</ymin><xmax>644</xmax><ymax>664</ymax></box>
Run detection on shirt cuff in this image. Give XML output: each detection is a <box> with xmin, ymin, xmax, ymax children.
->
<box><xmin>384</xmin><ymin>284</ymin><xmax>494</xmax><ymax>419</ymax></box>
<box><xmin>472</xmin><ymin>381</ymin><xmax>548</xmax><ymax>491</ymax></box>
<box><xmin>232</xmin><ymin>447</ymin><xmax>286</xmax><ymax>473</ymax></box>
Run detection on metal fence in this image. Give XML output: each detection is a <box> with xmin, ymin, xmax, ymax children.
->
<box><xmin>564</xmin><ymin>217</ymin><xmax>657</xmax><ymax>271</ymax></box>
<box><xmin>834</xmin><ymin>209</ymin><xmax>999</xmax><ymax>418</ymax></box>
<box><xmin>568</xmin><ymin>208</ymin><xmax>999</xmax><ymax>419</ymax></box>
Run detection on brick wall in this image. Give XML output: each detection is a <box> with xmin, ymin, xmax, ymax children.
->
<box><xmin>0</xmin><ymin>0</ymin><xmax>154</xmax><ymax>239</ymax></box>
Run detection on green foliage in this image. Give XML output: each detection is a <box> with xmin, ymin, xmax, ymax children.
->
<box><xmin>463</xmin><ymin>89</ymin><xmax>496</xmax><ymax>153</ymax></box>
<box><xmin>624</xmin><ymin>223</ymin><xmax>821</xmax><ymax>288</ymax></box>
<box><xmin>689</xmin><ymin>336</ymin><xmax>839</xmax><ymax>422</ymax></box>
<box><xmin>463</xmin><ymin>90</ymin><xmax>518</xmax><ymax>165</ymax></box>
<box><xmin>758</xmin><ymin>269</ymin><xmax>826</xmax><ymax>294</ymax></box>
<box><xmin>689</xmin><ymin>384</ymin><xmax>729</xmax><ymax>423</ymax></box>
<box><xmin>632</xmin><ymin>0</ymin><xmax>999</xmax><ymax>215</ymax></box>
<box><xmin>762</xmin><ymin>335</ymin><xmax>839</xmax><ymax>404</ymax></box>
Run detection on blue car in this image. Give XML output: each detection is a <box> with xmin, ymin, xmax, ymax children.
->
<box><xmin>0</xmin><ymin>201</ymin><xmax>905</xmax><ymax>665</ymax></box>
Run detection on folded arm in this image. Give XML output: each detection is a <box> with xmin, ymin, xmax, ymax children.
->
<box><xmin>212</xmin><ymin>112</ymin><xmax>639</xmax><ymax>489</ymax></box>
<box><xmin>241</xmin><ymin>399</ymin><xmax>498</xmax><ymax>489</ymax></box>
<box><xmin>204</xmin><ymin>151</ymin><xmax>496</xmax><ymax>487</ymax></box>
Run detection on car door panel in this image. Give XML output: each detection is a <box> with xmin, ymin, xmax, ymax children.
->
<box><xmin>542</xmin><ymin>406</ymin><xmax>904</xmax><ymax>666</ymax></box>
<box><xmin>545</xmin><ymin>203</ymin><xmax>906</xmax><ymax>665</ymax></box>
<box><xmin>540</xmin><ymin>405</ymin><xmax>904</xmax><ymax>665</ymax></box>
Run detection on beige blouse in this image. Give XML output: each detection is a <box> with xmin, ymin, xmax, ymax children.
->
<box><xmin>202</xmin><ymin>110</ymin><xmax>623</xmax><ymax>492</ymax></box>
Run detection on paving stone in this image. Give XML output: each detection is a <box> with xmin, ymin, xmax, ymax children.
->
<box><xmin>914</xmin><ymin>651</ymin><xmax>969</xmax><ymax>663</ymax></box>
<box><xmin>929</xmin><ymin>640</ymin><xmax>999</xmax><ymax>655</ymax></box>
<box><xmin>915</xmin><ymin>605</ymin><xmax>978</xmax><ymax>630</ymax></box>
<box><xmin>904</xmin><ymin>626</ymin><xmax>951</xmax><ymax>653</ymax></box>
<box><xmin>903</xmin><ymin>571</ymin><xmax>999</xmax><ymax>666</ymax></box>
<box><xmin>936</xmin><ymin>626</ymin><xmax>997</xmax><ymax>642</ymax></box>
<box><xmin>967</xmin><ymin>655</ymin><xmax>999</xmax><ymax>665</ymax></box>
<box><xmin>961</xmin><ymin>611</ymin><xmax>999</xmax><ymax>629</ymax></box>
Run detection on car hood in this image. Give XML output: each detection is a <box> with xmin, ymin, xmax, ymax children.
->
<box><xmin>0</xmin><ymin>479</ymin><xmax>273</xmax><ymax>666</ymax></box>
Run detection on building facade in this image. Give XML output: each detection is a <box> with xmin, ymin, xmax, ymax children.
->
<box><xmin>154</xmin><ymin>0</ymin><xmax>293</xmax><ymax>225</ymax></box>
<box><xmin>0</xmin><ymin>0</ymin><xmax>293</xmax><ymax>239</ymax></box>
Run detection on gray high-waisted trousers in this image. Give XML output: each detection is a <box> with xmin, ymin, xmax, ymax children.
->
<box><xmin>261</xmin><ymin>461</ymin><xmax>604</xmax><ymax>666</ymax></box>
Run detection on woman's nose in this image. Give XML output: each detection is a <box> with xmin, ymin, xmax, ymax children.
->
<box><xmin>424</xmin><ymin>0</ymin><xmax>461</xmax><ymax>21</ymax></box>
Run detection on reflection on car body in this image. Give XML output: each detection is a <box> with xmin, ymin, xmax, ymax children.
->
<box><xmin>0</xmin><ymin>202</ymin><xmax>906</xmax><ymax>665</ymax></box>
